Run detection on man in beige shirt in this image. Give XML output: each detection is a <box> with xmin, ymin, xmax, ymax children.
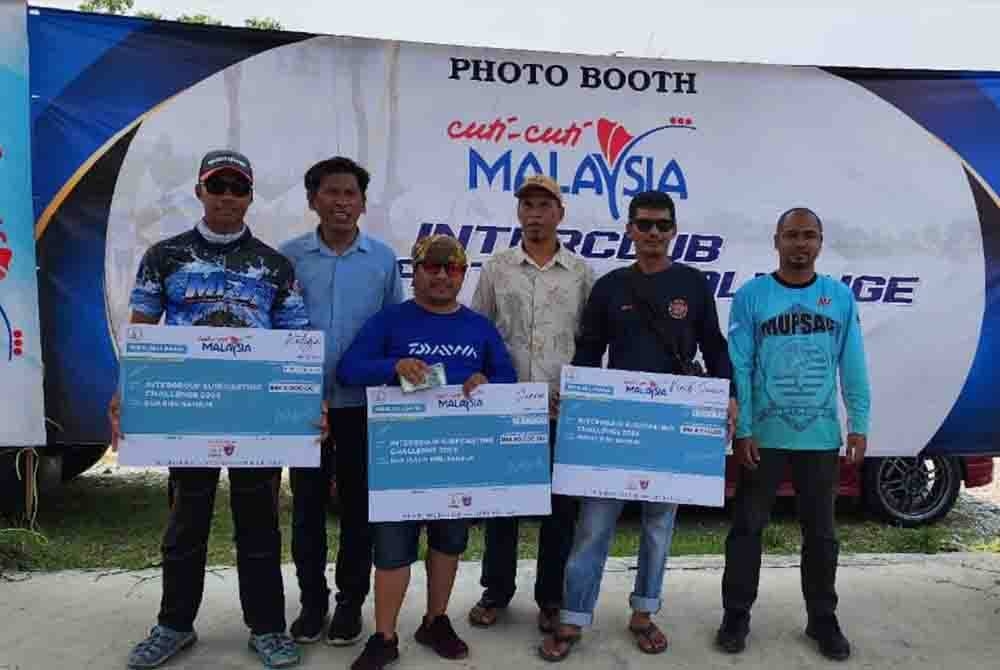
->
<box><xmin>467</xmin><ymin>175</ymin><xmax>595</xmax><ymax>634</ymax></box>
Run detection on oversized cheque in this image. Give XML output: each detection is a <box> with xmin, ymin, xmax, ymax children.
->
<box><xmin>118</xmin><ymin>325</ymin><xmax>325</xmax><ymax>467</ymax></box>
<box><xmin>554</xmin><ymin>365</ymin><xmax>729</xmax><ymax>506</ymax></box>
<box><xmin>366</xmin><ymin>383</ymin><xmax>551</xmax><ymax>522</ymax></box>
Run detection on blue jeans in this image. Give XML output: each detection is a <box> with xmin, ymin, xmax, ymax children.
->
<box><xmin>560</xmin><ymin>498</ymin><xmax>678</xmax><ymax>628</ymax></box>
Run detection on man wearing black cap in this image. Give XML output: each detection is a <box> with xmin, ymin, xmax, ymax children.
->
<box><xmin>110</xmin><ymin>150</ymin><xmax>313</xmax><ymax>669</ymax></box>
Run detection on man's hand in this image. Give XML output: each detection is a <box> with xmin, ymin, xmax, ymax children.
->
<box><xmin>734</xmin><ymin>436</ymin><xmax>760</xmax><ymax>470</ymax></box>
<box><xmin>108</xmin><ymin>391</ymin><xmax>123</xmax><ymax>452</ymax></box>
<box><xmin>314</xmin><ymin>400</ymin><xmax>330</xmax><ymax>444</ymax></box>
<box><xmin>463</xmin><ymin>373</ymin><xmax>488</xmax><ymax>398</ymax></box>
<box><xmin>726</xmin><ymin>398</ymin><xmax>738</xmax><ymax>443</ymax></box>
<box><xmin>395</xmin><ymin>358</ymin><xmax>431</xmax><ymax>386</ymax></box>
<box><xmin>845</xmin><ymin>433</ymin><xmax>867</xmax><ymax>464</ymax></box>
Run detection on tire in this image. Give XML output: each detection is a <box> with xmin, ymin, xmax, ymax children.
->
<box><xmin>862</xmin><ymin>455</ymin><xmax>962</xmax><ymax>527</ymax></box>
<box><xmin>59</xmin><ymin>444</ymin><xmax>110</xmax><ymax>481</ymax></box>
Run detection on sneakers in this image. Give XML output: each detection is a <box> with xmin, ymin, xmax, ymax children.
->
<box><xmin>248</xmin><ymin>632</ymin><xmax>302</xmax><ymax>668</ymax></box>
<box><xmin>290</xmin><ymin>607</ymin><xmax>328</xmax><ymax>644</ymax></box>
<box><xmin>127</xmin><ymin>625</ymin><xmax>197</xmax><ymax>668</ymax></box>
<box><xmin>327</xmin><ymin>603</ymin><xmax>365</xmax><ymax>646</ymax></box>
<box><xmin>414</xmin><ymin>614</ymin><xmax>469</xmax><ymax>660</ymax></box>
<box><xmin>715</xmin><ymin>610</ymin><xmax>750</xmax><ymax>654</ymax></box>
<box><xmin>351</xmin><ymin>633</ymin><xmax>400</xmax><ymax>670</ymax></box>
<box><xmin>806</xmin><ymin>615</ymin><xmax>851</xmax><ymax>661</ymax></box>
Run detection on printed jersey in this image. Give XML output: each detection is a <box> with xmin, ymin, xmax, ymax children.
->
<box><xmin>129</xmin><ymin>226</ymin><xmax>308</xmax><ymax>330</ymax></box>
<box><xmin>728</xmin><ymin>273</ymin><xmax>871</xmax><ymax>450</ymax></box>
<box><xmin>337</xmin><ymin>300</ymin><xmax>517</xmax><ymax>388</ymax></box>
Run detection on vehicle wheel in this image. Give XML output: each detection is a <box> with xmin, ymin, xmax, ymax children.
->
<box><xmin>60</xmin><ymin>444</ymin><xmax>110</xmax><ymax>481</ymax></box>
<box><xmin>862</xmin><ymin>455</ymin><xmax>961</xmax><ymax>527</ymax></box>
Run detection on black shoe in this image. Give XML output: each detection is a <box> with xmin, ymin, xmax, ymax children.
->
<box><xmin>715</xmin><ymin>610</ymin><xmax>750</xmax><ymax>654</ymax></box>
<box><xmin>290</xmin><ymin>607</ymin><xmax>328</xmax><ymax>644</ymax></box>
<box><xmin>806</xmin><ymin>615</ymin><xmax>851</xmax><ymax>661</ymax></box>
<box><xmin>327</xmin><ymin>604</ymin><xmax>364</xmax><ymax>647</ymax></box>
<box><xmin>350</xmin><ymin>634</ymin><xmax>399</xmax><ymax>670</ymax></box>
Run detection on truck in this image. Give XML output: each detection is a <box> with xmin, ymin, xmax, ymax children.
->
<box><xmin>1</xmin><ymin>3</ymin><xmax>996</xmax><ymax>525</ymax></box>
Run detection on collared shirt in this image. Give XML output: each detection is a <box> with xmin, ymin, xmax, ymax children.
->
<box><xmin>280</xmin><ymin>228</ymin><xmax>403</xmax><ymax>407</ymax></box>
<box><xmin>471</xmin><ymin>243</ymin><xmax>594</xmax><ymax>394</ymax></box>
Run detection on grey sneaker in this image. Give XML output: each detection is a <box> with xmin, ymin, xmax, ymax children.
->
<box><xmin>248</xmin><ymin>632</ymin><xmax>302</xmax><ymax>668</ymax></box>
<box><xmin>127</xmin><ymin>625</ymin><xmax>197</xmax><ymax>668</ymax></box>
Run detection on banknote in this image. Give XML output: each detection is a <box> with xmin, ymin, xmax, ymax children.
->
<box><xmin>400</xmin><ymin>362</ymin><xmax>447</xmax><ymax>393</ymax></box>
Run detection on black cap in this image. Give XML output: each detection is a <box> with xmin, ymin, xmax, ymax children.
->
<box><xmin>199</xmin><ymin>150</ymin><xmax>253</xmax><ymax>184</ymax></box>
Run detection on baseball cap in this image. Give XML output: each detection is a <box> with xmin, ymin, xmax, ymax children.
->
<box><xmin>199</xmin><ymin>150</ymin><xmax>253</xmax><ymax>184</ymax></box>
<box><xmin>411</xmin><ymin>234</ymin><xmax>468</xmax><ymax>266</ymax></box>
<box><xmin>514</xmin><ymin>174</ymin><xmax>563</xmax><ymax>204</ymax></box>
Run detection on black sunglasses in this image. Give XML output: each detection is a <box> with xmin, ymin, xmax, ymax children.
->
<box><xmin>630</xmin><ymin>217</ymin><xmax>675</xmax><ymax>233</ymax></box>
<box><xmin>202</xmin><ymin>175</ymin><xmax>252</xmax><ymax>197</ymax></box>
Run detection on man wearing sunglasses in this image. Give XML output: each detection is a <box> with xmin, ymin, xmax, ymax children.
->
<box><xmin>280</xmin><ymin>157</ymin><xmax>404</xmax><ymax>648</ymax></box>
<box><xmin>112</xmin><ymin>150</ymin><xmax>312</xmax><ymax>669</ymax></box>
<box><xmin>337</xmin><ymin>234</ymin><xmax>517</xmax><ymax>670</ymax></box>
<box><xmin>468</xmin><ymin>175</ymin><xmax>594</xmax><ymax>634</ymax></box>
<box><xmin>540</xmin><ymin>190</ymin><xmax>736</xmax><ymax>662</ymax></box>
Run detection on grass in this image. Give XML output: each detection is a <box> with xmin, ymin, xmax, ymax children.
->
<box><xmin>2</xmin><ymin>468</ymin><xmax>994</xmax><ymax>573</ymax></box>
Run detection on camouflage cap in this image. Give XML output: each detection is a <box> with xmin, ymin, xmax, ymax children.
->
<box><xmin>411</xmin><ymin>234</ymin><xmax>468</xmax><ymax>266</ymax></box>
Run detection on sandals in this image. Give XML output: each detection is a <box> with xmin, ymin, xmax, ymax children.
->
<box><xmin>629</xmin><ymin>621</ymin><xmax>669</xmax><ymax>654</ymax></box>
<box><xmin>468</xmin><ymin>601</ymin><xmax>504</xmax><ymax>628</ymax></box>
<box><xmin>538</xmin><ymin>630</ymin><xmax>581</xmax><ymax>663</ymax></box>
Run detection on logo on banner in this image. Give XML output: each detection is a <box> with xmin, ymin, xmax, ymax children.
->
<box><xmin>624</xmin><ymin>379</ymin><xmax>669</xmax><ymax>400</ymax></box>
<box><xmin>448</xmin><ymin>493</ymin><xmax>472</xmax><ymax>508</ymax></box>
<box><xmin>458</xmin><ymin>116</ymin><xmax>693</xmax><ymax>219</ymax></box>
<box><xmin>126</xmin><ymin>326</ymin><xmax>145</xmax><ymax>342</ymax></box>
<box><xmin>208</xmin><ymin>440</ymin><xmax>237</xmax><ymax>458</ymax></box>
<box><xmin>0</xmin><ymin>220</ymin><xmax>12</xmax><ymax>282</ymax></box>
<box><xmin>0</xmin><ymin>304</ymin><xmax>24</xmax><ymax>362</ymax></box>
<box><xmin>198</xmin><ymin>334</ymin><xmax>254</xmax><ymax>357</ymax></box>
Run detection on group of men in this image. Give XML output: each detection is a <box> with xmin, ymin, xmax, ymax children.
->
<box><xmin>108</xmin><ymin>149</ymin><xmax>871</xmax><ymax>670</ymax></box>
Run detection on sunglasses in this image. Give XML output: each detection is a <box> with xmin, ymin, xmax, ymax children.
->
<box><xmin>418</xmin><ymin>262</ymin><xmax>467</xmax><ymax>278</ymax></box>
<box><xmin>202</xmin><ymin>175</ymin><xmax>252</xmax><ymax>197</ymax></box>
<box><xmin>631</xmin><ymin>217</ymin><xmax>675</xmax><ymax>233</ymax></box>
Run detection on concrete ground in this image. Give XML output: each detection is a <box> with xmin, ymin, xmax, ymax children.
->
<box><xmin>2</xmin><ymin>553</ymin><xmax>998</xmax><ymax>669</ymax></box>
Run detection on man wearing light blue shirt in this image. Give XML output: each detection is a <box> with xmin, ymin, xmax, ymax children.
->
<box><xmin>716</xmin><ymin>208</ymin><xmax>871</xmax><ymax>662</ymax></box>
<box><xmin>280</xmin><ymin>157</ymin><xmax>404</xmax><ymax>648</ymax></box>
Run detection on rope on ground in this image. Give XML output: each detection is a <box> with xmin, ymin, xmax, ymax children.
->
<box><xmin>15</xmin><ymin>447</ymin><xmax>40</xmax><ymax>529</ymax></box>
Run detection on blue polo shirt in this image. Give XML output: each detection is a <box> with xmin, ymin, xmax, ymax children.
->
<box><xmin>280</xmin><ymin>228</ymin><xmax>404</xmax><ymax>407</ymax></box>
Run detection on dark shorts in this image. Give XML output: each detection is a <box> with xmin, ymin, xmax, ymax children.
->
<box><xmin>373</xmin><ymin>519</ymin><xmax>470</xmax><ymax>570</ymax></box>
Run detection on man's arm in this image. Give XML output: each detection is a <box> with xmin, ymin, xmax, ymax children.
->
<box><xmin>272</xmin><ymin>263</ymin><xmax>310</xmax><ymax>330</ymax></box>
<box><xmin>336</xmin><ymin>310</ymin><xmax>399</xmax><ymax>387</ymax></box>
<box><xmin>839</xmin><ymin>293</ymin><xmax>872</xmax><ymax>437</ymax></box>
<box><xmin>571</xmin><ymin>277</ymin><xmax>609</xmax><ymax>367</ymax></box>
<box><xmin>696</xmin><ymin>272</ymin><xmax>735</xmax><ymax>393</ymax></box>
<box><xmin>727</xmin><ymin>288</ymin><xmax>756</xmax><ymax>440</ymax></box>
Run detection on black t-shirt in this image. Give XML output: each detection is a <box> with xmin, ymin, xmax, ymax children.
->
<box><xmin>572</xmin><ymin>263</ymin><xmax>733</xmax><ymax>385</ymax></box>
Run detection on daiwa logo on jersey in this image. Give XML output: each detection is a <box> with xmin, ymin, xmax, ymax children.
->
<box><xmin>199</xmin><ymin>335</ymin><xmax>253</xmax><ymax>357</ymax></box>
<box><xmin>453</xmin><ymin>116</ymin><xmax>693</xmax><ymax>219</ymax></box>
<box><xmin>408</xmin><ymin>342</ymin><xmax>479</xmax><ymax>359</ymax></box>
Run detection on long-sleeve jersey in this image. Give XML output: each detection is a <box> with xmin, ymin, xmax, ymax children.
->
<box><xmin>337</xmin><ymin>300</ymin><xmax>518</xmax><ymax>388</ymax></box>
<box><xmin>572</xmin><ymin>263</ymin><xmax>733</xmax><ymax>385</ymax></box>
<box><xmin>728</xmin><ymin>272</ymin><xmax>871</xmax><ymax>450</ymax></box>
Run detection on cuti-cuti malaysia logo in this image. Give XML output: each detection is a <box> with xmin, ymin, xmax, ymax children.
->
<box><xmin>623</xmin><ymin>379</ymin><xmax>670</xmax><ymax>400</ymax></box>
<box><xmin>198</xmin><ymin>334</ymin><xmax>253</xmax><ymax>357</ymax></box>
<box><xmin>436</xmin><ymin>389</ymin><xmax>485</xmax><ymax>411</ymax></box>
<box><xmin>449</xmin><ymin>115</ymin><xmax>695</xmax><ymax>219</ymax></box>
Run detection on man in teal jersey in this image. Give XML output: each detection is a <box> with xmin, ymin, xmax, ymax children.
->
<box><xmin>716</xmin><ymin>208</ymin><xmax>870</xmax><ymax>662</ymax></box>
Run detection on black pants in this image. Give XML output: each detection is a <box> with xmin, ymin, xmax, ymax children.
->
<box><xmin>158</xmin><ymin>467</ymin><xmax>285</xmax><ymax>635</ymax></box>
<box><xmin>722</xmin><ymin>448</ymin><xmax>840</xmax><ymax>619</ymax></box>
<box><xmin>479</xmin><ymin>421</ymin><xmax>578</xmax><ymax>608</ymax></box>
<box><xmin>290</xmin><ymin>406</ymin><xmax>371</xmax><ymax>613</ymax></box>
